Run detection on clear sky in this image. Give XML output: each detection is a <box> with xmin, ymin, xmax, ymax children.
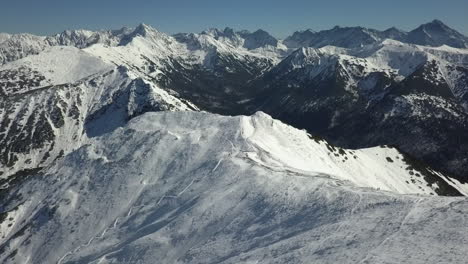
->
<box><xmin>1</xmin><ymin>0</ymin><xmax>467</xmax><ymax>37</ymax></box>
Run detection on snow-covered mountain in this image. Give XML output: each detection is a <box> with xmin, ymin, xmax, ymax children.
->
<box><xmin>0</xmin><ymin>24</ymin><xmax>158</xmax><ymax>65</ymax></box>
<box><xmin>246</xmin><ymin>39</ymin><xmax>468</xmax><ymax>180</ymax></box>
<box><xmin>175</xmin><ymin>27</ymin><xmax>287</xmax><ymax>56</ymax></box>
<box><xmin>1</xmin><ymin>20</ymin><xmax>468</xmax><ymax>264</ymax></box>
<box><xmin>257</xmin><ymin>84</ymin><xmax>468</xmax><ymax>179</ymax></box>
<box><xmin>0</xmin><ymin>33</ymin><xmax>11</xmax><ymax>44</ymax></box>
<box><xmin>2</xmin><ymin>20</ymin><xmax>466</xmax><ymax>67</ymax></box>
<box><xmin>1</xmin><ymin>21</ymin><xmax>468</xmax><ymax>182</ymax></box>
<box><xmin>0</xmin><ymin>33</ymin><xmax>51</xmax><ymax>65</ymax></box>
<box><xmin>0</xmin><ymin>45</ymin><xmax>198</xmax><ymax>180</ymax></box>
<box><xmin>1</xmin><ymin>111</ymin><xmax>467</xmax><ymax>264</ymax></box>
<box><xmin>284</xmin><ymin>20</ymin><xmax>468</xmax><ymax>49</ymax></box>
<box><xmin>259</xmin><ymin>39</ymin><xmax>468</xmax><ymax>99</ymax></box>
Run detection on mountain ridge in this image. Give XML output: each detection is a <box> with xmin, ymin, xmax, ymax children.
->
<box><xmin>1</xmin><ymin>111</ymin><xmax>468</xmax><ymax>263</ymax></box>
<box><xmin>2</xmin><ymin>21</ymin><xmax>468</xmax><ymax>182</ymax></box>
<box><xmin>285</xmin><ymin>19</ymin><xmax>468</xmax><ymax>49</ymax></box>
<box><xmin>1</xmin><ymin>20</ymin><xmax>467</xmax><ymax>66</ymax></box>
<box><xmin>1</xmin><ymin>20</ymin><xmax>468</xmax><ymax>264</ymax></box>
<box><xmin>1</xmin><ymin>20</ymin><xmax>468</xmax><ymax>183</ymax></box>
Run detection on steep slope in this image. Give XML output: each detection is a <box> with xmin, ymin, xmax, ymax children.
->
<box><xmin>86</xmin><ymin>25</ymin><xmax>277</xmax><ymax>114</ymax></box>
<box><xmin>0</xmin><ymin>47</ymin><xmax>198</xmax><ymax>181</ymax></box>
<box><xmin>0</xmin><ymin>26</ymin><xmax>146</xmax><ymax>65</ymax></box>
<box><xmin>380</xmin><ymin>27</ymin><xmax>407</xmax><ymax>41</ymax></box>
<box><xmin>0</xmin><ymin>33</ymin><xmax>11</xmax><ymax>44</ymax></box>
<box><xmin>282</xmin><ymin>29</ymin><xmax>316</xmax><ymax>49</ymax></box>
<box><xmin>406</xmin><ymin>19</ymin><xmax>468</xmax><ymax>48</ymax></box>
<box><xmin>175</xmin><ymin>27</ymin><xmax>288</xmax><ymax>60</ymax></box>
<box><xmin>249</xmin><ymin>40</ymin><xmax>468</xmax><ymax>181</ymax></box>
<box><xmin>2</xmin><ymin>22</ymin><xmax>468</xmax><ymax>183</ymax></box>
<box><xmin>0</xmin><ymin>46</ymin><xmax>113</xmax><ymax>96</ymax></box>
<box><xmin>0</xmin><ymin>111</ymin><xmax>466</xmax><ymax>264</ymax></box>
<box><xmin>284</xmin><ymin>26</ymin><xmax>383</xmax><ymax>49</ymax></box>
<box><xmin>239</xmin><ymin>29</ymin><xmax>279</xmax><ymax>49</ymax></box>
<box><xmin>46</xmin><ymin>27</ymin><xmax>136</xmax><ymax>48</ymax></box>
<box><xmin>0</xmin><ymin>34</ymin><xmax>50</xmax><ymax>65</ymax></box>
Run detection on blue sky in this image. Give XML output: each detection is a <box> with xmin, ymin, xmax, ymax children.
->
<box><xmin>1</xmin><ymin>0</ymin><xmax>467</xmax><ymax>37</ymax></box>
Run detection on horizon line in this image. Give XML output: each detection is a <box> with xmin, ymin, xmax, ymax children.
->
<box><xmin>1</xmin><ymin>19</ymin><xmax>467</xmax><ymax>39</ymax></box>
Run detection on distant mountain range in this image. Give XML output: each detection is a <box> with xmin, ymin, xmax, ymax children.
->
<box><xmin>284</xmin><ymin>20</ymin><xmax>468</xmax><ymax>49</ymax></box>
<box><xmin>1</xmin><ymin>20</ymin><xmax>468</xmax><ymax>183</ymax></box>
<box><xmin>2</xmin><ymin>19</ymin><xmax>468</xmax><ymax>65</ymax></box>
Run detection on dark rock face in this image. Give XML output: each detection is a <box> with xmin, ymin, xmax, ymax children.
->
<box><xmin>155</xmin><ymin>51</ymin><xmax>274</xmax><ymax>114</ymax></box>
<box><xmin>406</xmin><ymin>20</ymin><xmax>468</xmax><ymax>48</ymax></box>
<box><xmin>284</xmin><ymin>27</ymin><xmax>381</xmax><ymax>49</ymax></box>
<box><xmin>0</xmin><ymin>67</ymin><xmax>46</xmax><ymax>95</ymax></box>
<box><xmin>240</xmin><ymin>29</ymin><xmax>278</xmax><ymax>50</ymax></box>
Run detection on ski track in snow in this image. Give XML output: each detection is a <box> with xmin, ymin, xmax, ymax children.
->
<box><xmin>1</xmin><ymin>100</ymin><xmax>467</xmax><ymax>263</ymax></box>
<box><xmin>57</xmin><ymin>145</ymin><xmax>230</xmax><ymax>264</ymax></box>
<box><xmin>357</xmin><ymin>198</ymin><xmax>424</xmax><ymax>264</ymax></box>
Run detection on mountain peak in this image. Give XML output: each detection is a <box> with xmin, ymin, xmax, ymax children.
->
<box><xmin>283</xmin><ymin>29</ymin><xmax>317</xmax><ymax>48</ymax></box>
<box><xmin>416</xmin><ymin>19</ymin><xmax>455</xmax><ymax>33</ymax></box>
<box><xmin>134</xmin><ymin>23</ymin><xmax>154</xmax><ymax>36</ymax></box>
<box><xmin>295</xmin><ymin>29</ymin><xmax>316</xmax><ymax>34</ymax></box>
<box><xmin>201</xmin><ymin>27</ymin><xmax>234</xmax><ymax>38</ymax></box>
<box><xmin>137</xmin><ymin>23</ymin><xmax>150</xmax><ymax>28</ymax></box>
<box><xmin>252</xmin><ymin>29</ymin><xmax>269</xmax><ymax>35</ymax></box>
<box><xmin>383</xmin><ymin>27</ymin><xmax>404</xmax><ymax>33</ymax></box>
<box><xmin>428</xmin><ymin>19</ymin><xmax>447</xmax><ymax>27</ymax></box>
<box><xmin>407</xmin><ymin>19</ymin><xmax>468</xmax><ymax>48</ymax></box>
<box><xmin>241</xmin><ymin>29</ymin><xmax>278</xmax><ymax>49</ymax></box>
<box><xmin>290</xmin><ymin>29</ymin><xmax>316</xmax><ymax>35</ymax></box>
<box><xmin>223</xmin><ymin>27</ymin><xmax>235</xmax><ymax>34</ymax></box>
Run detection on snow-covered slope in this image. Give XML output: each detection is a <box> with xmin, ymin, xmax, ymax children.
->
<box><xmin>1</xmin><ymin>21</ymin><xmax>468</xmax><ymax>264</ymax></box>
<box><xmin>0</xmin><ymin>33</ymin><xmax>11</xmax><ymax>44</ymax></box>
<box><xmin>249</xmin><ymin>39</ymin><xmax>468</xmax><ymax>181</ymax></box>
<box><xmin>0</xmin><ymin>111</ymin><xmax>467</xmax><ymax>264</ymax></box>
<box><xmin>175</xmin><ymin>27</ymin><xmax>289</xmax><ymax>60</ymax></box>
<box><xmin>0</xmin><ymin>63</ymin><xmax>198</xmax><ymax>180</ymax></box>
<box><xmin>45</xmin><ymin>27</ymin><xmax>136</xmax><ymax>48</ymax></box>
<box><xmin>0</xmin><ymin>26</ymin><xmax>147</xmax><ymax>65</ymax></box>
<box><xmin>83</xmin><ymin>24</ymin><xmax>279</xmax><ymax>114</ymax></box>
<box><xmin>234</xmin><ymin>112</ymin><xmax>467</xmax><ymax>195</ymax></box>
<box><xmin>85</xmin><ymin>24</ymin><xmax>196</xmax><ymax>73</ymax></box>
<box><xmin>267</xmin><ymin>39</ymin><xmax>468</xmax><ymax>102</ymax></box>
<box><xmin>0</xmin><ymin>33</ymin><xmax>50</xmax><ymax>65</ymax></box>
<box><xmin>0</xmin><ymin>46</ymin><xmax>113</xmax><ymax>95</ymax></box>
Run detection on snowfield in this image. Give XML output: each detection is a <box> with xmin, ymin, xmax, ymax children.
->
<box><xmin>0</xmin><ymin>46</ymin><xmax>113</xmax><ymax>88</ymax></box>
<box><xmin>0</xmin><ymin>111</ymin><xmax>467</xmax><ymax>264</ymax></box>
